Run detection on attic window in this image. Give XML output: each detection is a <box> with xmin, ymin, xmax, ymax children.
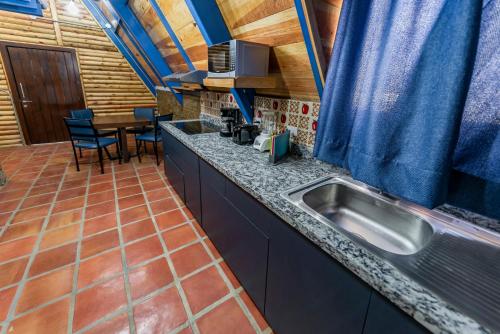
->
<box><xmin>0</xmin><ymin>0</ymin><xmax>44</xmax><ymax>17</ymax></box>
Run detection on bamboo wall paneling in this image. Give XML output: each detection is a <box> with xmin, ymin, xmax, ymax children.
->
<box><xmin>0</xmin><ymin>60</ymin><xmax>23</xmax><ymax>146</ymax></box>
<box><xmin>0</xmin><ymin>0</ymin><xmax>156</xmax><ymax>147</ymax></box>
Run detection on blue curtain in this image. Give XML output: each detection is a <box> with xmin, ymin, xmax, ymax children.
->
<box><xmin>314</xmin><ymin>0</ymin><xmax>482</xmax><ymax>208</ymax></box>
<box><xmin>453</xmin><ymin>0</ymin><xmax>499</xmax><ymax>183</ymax></box>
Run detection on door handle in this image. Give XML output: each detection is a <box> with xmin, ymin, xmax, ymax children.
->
<box><xmin>19</xmin><ymin>83</ymin><xmax>27</xmax><ymax>99</ymax></box>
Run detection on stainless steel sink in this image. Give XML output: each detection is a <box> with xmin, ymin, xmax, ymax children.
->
<box><xmin>282</xmin><ymin>176</ymin><xmax>435</xmax><ymax>255</ymax></box>
<box><xmin>281</xmin><ymin>175</ymin><xmax>500</xmax><ymax>331</ymax></box>
<box><xmin>301</xmin><ymin>182</ymin><xmax>434</xmax><ymax>255</ymax></box>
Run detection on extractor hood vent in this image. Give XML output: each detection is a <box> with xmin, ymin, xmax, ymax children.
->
<box><xmin>163</xmin><ymin>70</ymin><xmax>207</xmax><ymax>85</ymax></box>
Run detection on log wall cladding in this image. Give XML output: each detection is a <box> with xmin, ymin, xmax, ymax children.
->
<box><xmin>0</xmin><ymin>0</ymin><xmax>156</xmax><ymax>147</ymax></box>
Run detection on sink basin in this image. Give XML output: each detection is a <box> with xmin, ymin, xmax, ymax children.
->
<box><xmin>301</xmin><ymin>182</ymin><xmax>434</xmax><ymax>255</ymax></box>
<box><xmin>283</xmin><ymin>177</ymin><xmax>434</xmax><ymax>255</ymax></box>
<box><xmin>282</xmin><ymin>175</ymin><xmax>500</xmax><ymax>331</ymax></box>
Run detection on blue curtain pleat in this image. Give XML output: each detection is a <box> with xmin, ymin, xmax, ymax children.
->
<box><xmin>452</xmin><ymin>0</ymin><xmax>500</xmax><ymax>183</ymax></box>
<box><xmin>314</xmin><ymin>0</ymin><xmax>482</xmax><ymax>208</ymax></box>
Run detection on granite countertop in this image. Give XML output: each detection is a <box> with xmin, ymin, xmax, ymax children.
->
<box><xmin>161</xmin><ymin>120</ymin><xmax>495</xmax><ymax>334</ymax></box>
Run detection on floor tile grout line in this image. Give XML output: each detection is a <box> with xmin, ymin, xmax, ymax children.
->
<box><xmin>0</xmin><ymin>149</ymin><xmax>43</xmax><ymax>238</ymax></box>
<box><xmin>1</xmin><ymin>146</ymin><xmax>70</xmax><ymax>334</ymax></box>
<box><xmin>67</xmin><ymin>159</ymin><xmax>93</xmax><ymax>334</ymax></box>
<box><xmin>73</xmin><ymin>305</ymin><xmax>129</xmax><ymax>334</ymax></box>
<box><xmin>111</xmin><ymin>160</ymin><xmax>138</xmax><ymax>334</ymax></box>
<box><xmin>134</xmin><ymin>160</ymin><xmax>201</xmax><ymax>334</ymax></box>
<box><xmin>154</xmin><ymin>162</ymin><xmax>264</xmax><ymax>334</ymax></box>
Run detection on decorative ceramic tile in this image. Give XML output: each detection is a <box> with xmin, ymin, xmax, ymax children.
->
<box><xmin>312</xmin><ymin>102</ymin><xmax>320</xmax><ymax>118</ymax></box>
<box><xmin>289</xmin><ymin>101</ymin><xmax>300</xmax><ymax>114</ymax></box>
<box><xmin>279</xmin><ymin>99</ymin><xmax>290</xmax><ymax>113</ymax></box>
<box><xmin>271</xmin><ymin>99</ymin><xmax>280</xmax><ymax>112</ymax></box>
<box><xmin>296</xmin><ymin>129</ymin><xmax>308</xmax><ymax>144</ymax></box>
<box><xmin>261</xmin><ymin>97</ymin><xmax>271</xmax><ymax>110</ymax></box>
<box><xmin>307</xmin><ymin>132</ymin><xmax>316</xmax><ymax>147</ymax></box>
<box><xmin>288</xmin><ymin>114</ymin><xmax>298</xmax><ymax>127</ymax></box>
<box><xmin>298</xmin><ymin>115</ymin><xmax>309</xmax><ymax>130</ymax></box>
<box><xmin>201</xmin><ymin>91</ymin><xmax>319</xmax><ymax>149</ymax></box>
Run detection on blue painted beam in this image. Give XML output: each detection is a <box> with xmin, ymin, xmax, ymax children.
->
<box><xmin>81</xmin><ymin>0</ymin><xmax>156</xmax><ymax>94</ymax></box>
<box><xmin>108</xmin><ymin>0</ymin><xmax>183</xmax><ymax>104</ymax></box>
<box><xmin>184</xmin><ymin>0</ymin><xmax>231</xmax><ymax>46</ymax></box>
<box><xmin>294</xmin><ymin>0</ymin><xmax>324</xmax><ymax>98</ymax></box>
<box><xmin>149</xmin><ymin>0</ymin><xmax>194</xmax><ymax>71</ymax></box>
<box><xmin>109</xmin><ymin>0</ymin><xmax>172</xmax><ymax>78</ymax></box>
<box><xmin>185</xmin><ymin>0</ymin><xmax>255</xmax><ymax>122</ymax></box>
<box><xmin>0</xmin><ymin>0</ymin><xmax>42</xmax><ymax>16</ymax></box>
<box><xmin>231</xmin><ymin>88</ymin><xmax>255</xmax><ymax>124</ymax></box>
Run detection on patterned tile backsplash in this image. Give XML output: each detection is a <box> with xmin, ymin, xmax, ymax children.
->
<box><xmin>200</xmin><ymin>91</ymin><xmax>320</xmax><ymax>149</ymax></box>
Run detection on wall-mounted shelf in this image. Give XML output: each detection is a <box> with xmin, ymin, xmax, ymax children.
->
<box><xmin>172</xmin><ymin>83</ymin><xmax>203</xmax><ymax>92</ymax></box>
<box><xmin>203</xmin><ymin>76</ymin><xmax>276</xmax><ymax>89</ymax></box>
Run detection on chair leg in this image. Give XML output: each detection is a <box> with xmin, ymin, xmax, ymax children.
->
<box><xmin>104</xmin><ymin>147</ymin><xmax>113</xmax><ymax>160</ymax></box>
<box><xmin>71</xmin><ymin>142</ymin><xmax>80</xmax><ymax>172</ymax></box>
<box><xmin>144</xmin><ymin>143</ymin><xmax>148</xmax><ymax>154</ymax></box>
<box><xmin>136</xmin><ymin>139</ymin><xmax>142</xmax><ymax>163</ymax></box>
<box><xmin>79</xmin><ymin>147</ymin><xmax>83</xmax><ymax>158</ymax></box>
<box><xmin>153</xmin><ymin>141</ymin><xmax>159</xmax><ymax>166</ymax></box>
<box><xmin>97</xmin><ymin>147</ymin><xmax>104</xmax><ymax>174</ymax></box>
<box><xmin>116</xmin><ymin>141</ymin><xmax>122</xmax><ymax>164</ymax></box>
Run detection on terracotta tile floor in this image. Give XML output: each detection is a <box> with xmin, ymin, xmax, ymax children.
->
<box><xmin>0</xmin><ymin>142</ymin><xmax>271</xmax><ymax>334</ymax></box>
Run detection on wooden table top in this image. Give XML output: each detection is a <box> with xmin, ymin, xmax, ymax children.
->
<box><xmin>93</xmin><ymin>115</ymin><xmax>151</xmax><ymax>129</ymax></box>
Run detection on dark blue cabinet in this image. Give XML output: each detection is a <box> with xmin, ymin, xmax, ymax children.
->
<box><xmin>200</xmin><ymin>160</ymin><xmax>269</xmax><ymax>313</ymax></box>
<box><xmin>363</xmin><ymin>291</ymin><xmax>428</xmax><ymax>334</ymax></box>
<box><xmin>162</xmin><ymin>130</ymin><xmax>202</xmax><ymax>223</ymax></box>
<box><xmin>265</xmin><ymin>211</ymin><xmax>372</xmax><ymax>334</ymax></box>
<box><xmin>164</xmin><ymin>154</ymin><xmax>185</xmax><ymax>201</ymax></box>
<box><xmin>162</xmin><ymin>130</ymin><xmax>429</xmax><ymax>334</ymax></box>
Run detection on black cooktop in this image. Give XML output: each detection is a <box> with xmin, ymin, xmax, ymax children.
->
<box><xmin>173</xmin><ymin>120</ymin><xmax>219</xmax><ymax>135</ymax></box>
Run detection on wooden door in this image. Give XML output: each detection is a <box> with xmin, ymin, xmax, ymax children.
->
<box><xmin>1</xmin><ymin>43</ymin><xmax>85</xmax><ymax>144</ymax></box>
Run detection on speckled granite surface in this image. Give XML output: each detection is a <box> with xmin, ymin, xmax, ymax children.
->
<box><xmin>161</xmin><ymin>120</ymin><xmax>496</xmax><ymax>334</ymax></box>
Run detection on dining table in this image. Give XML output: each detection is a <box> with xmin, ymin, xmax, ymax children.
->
<box><xmin>93</xmin><ymin>114</ymin><xmax>150</xmax><ymax>163</ymax></box>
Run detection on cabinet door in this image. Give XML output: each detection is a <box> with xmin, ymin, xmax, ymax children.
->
<box><xmin>200</xmin><ymin>160</ymin><xmax>269</xmax><ymax>312</ymax></box>
<box><xmin>178</xmin><ymin>144</ymin><xmax>202</xmax><ymax>223</ymax></box>
<box><xmin>164</xmin><ymin>155</ymin><xmax>185</xmax><ymax>202</ymax></box>
<box><xmin>266</xmin><ymin>218</ymin><xmax>371</xmax><ymax>334</ymax></box>
<box><xmin>220</xmin><ymin>199</ymin><xmax>269</xmax><ymax>313</ymax></box>
<box><xmin>200</xmin><ymin>159</ymin><xmax>228</xmax><ymax>246</ymax></box>
<box><xmin>162</xmin><ymin>129</ymin><xmax>201</xmax><ymax>222</ymax></box>
<box><xmin>363</xmin><ymin>291</ymin><xmax>429</xmax><ymax>334</ymax></box>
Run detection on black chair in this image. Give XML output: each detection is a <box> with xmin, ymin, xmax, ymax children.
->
<box><xmin>70</xmin><ymin>108</ymin><xmax>117</xmax><ymax>157</ymax></box>
<box><xmin>136</xmin><ymin>113</ymin><xmax>173</xmax><ymax>166</ymax></box>
<box><xmin>64</xmin><ymin>118</ymin><xmax>121</xmax><ymax>174</ymax></box>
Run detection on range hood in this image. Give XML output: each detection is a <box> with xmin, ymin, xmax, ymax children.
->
<box><xmin>163</xmin><ymin>70</ymin><xmax>207</xmax><ymax>85</ymax></box>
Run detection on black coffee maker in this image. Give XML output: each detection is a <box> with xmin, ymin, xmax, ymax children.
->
<box><xmin>220</xmin><ymin>108</ymin><xmax>242</xmax><ymax>137</ymax></box>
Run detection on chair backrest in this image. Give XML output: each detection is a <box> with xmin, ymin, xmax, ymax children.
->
<box><xmin>153</xmin><ymin>114</ymin><xmax>173</xmax><ymax>139</ymax></box>
<box><xmin>70</xmin><ymin>108</ymin><xmax>94</xmax><ymax>120</ymax></box>
<box><xmin>64</xmin><ymin>118</ymin><xmax>98</xmax><ymax>142</ymax></box>
<box><xmin>134</xmin><ymin>107</ymin><xmax>155</xmax><ymax>122</ymax></box>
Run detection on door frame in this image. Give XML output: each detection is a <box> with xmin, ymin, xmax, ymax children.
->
<box><xmin>0</xmin><ymin>41</ymin><xmax>84</xmax><ymax>145</ymax></box>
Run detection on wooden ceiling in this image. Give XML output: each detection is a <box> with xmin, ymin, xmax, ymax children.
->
<box><xmin>107</xmin><ymin>0</ymin><xmax>342</xmax><ymax>101</ymax></box>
